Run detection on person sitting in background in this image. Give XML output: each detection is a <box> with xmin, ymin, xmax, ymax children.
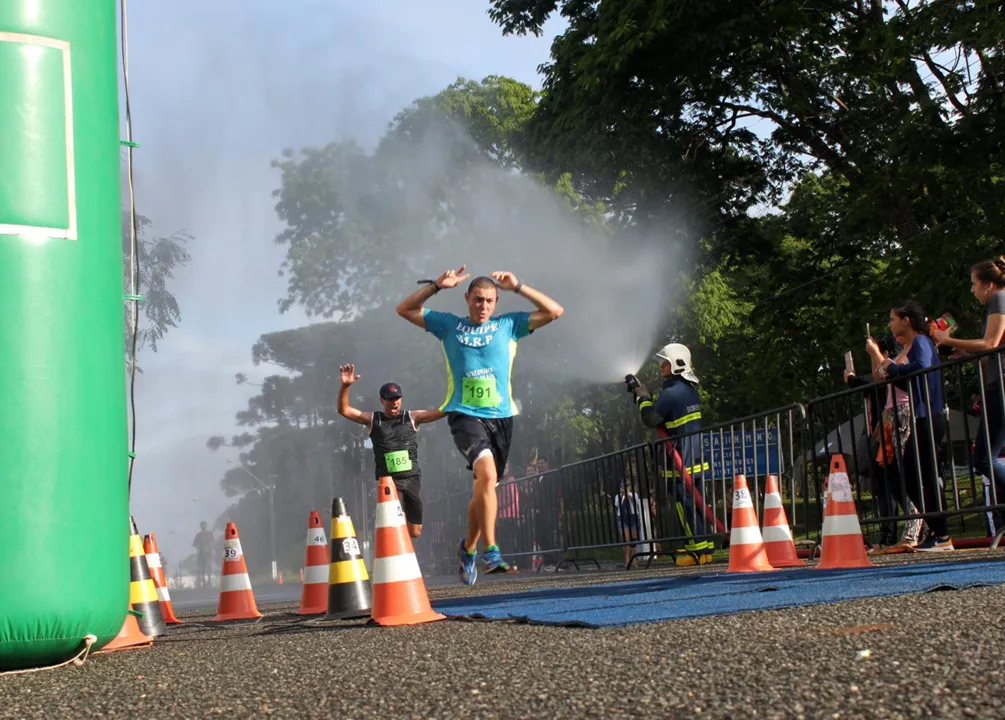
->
<box><xmin>496</xmin><ymin>463</ymin><xmax>521</xmax><ymax>552</ymax></box>
<box><xmin>845</xmin><ymin>348</ymin><xmax>898</xmax><ymax>547</ymax></box>
<box><xmin>867</xmin><ymin>299</ymin><xmax>950</xmax><ymax>552</ymax></box>
<box><xmin>614</xmin><ymin>480</ymin><xmax>642</xmax><ymax>568</ymax></box>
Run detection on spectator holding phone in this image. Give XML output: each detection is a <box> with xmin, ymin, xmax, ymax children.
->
<box><xmin>845</xmin><ymin>338</ymin><xmax>927</xmax><ymax>550</ymax></box>
<box><xmin>867</xmin><ymin>299</ymin><xmax>950</xmax><ymax>552</ymax></box>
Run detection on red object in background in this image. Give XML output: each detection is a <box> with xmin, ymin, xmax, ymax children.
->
<box><xmin>656</xmin><ymin>427</ymin><xmax>727</xmax><ymax>535</ymax></box>
<box><xmin>930</xmin><ymin>313</ymin><xmax>957</xmax><ymax>344</ymax></box>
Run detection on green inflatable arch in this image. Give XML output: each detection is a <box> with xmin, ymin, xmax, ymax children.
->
<box><xmin>1</xmin><ymin>0</ymin><xmax>128</xmax><ymax>670</ymax></box>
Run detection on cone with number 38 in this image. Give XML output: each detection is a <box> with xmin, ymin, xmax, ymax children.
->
<box><xmin>727</xmin><ymin>474</ymin><xmax>775</xmax><ymax>573</ymax></box>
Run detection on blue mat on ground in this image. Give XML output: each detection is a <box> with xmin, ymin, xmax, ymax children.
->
<box><xmin>430</xmin><ymin>560</ymin><xmax>1005</xmax><ymax>628</ymax></box>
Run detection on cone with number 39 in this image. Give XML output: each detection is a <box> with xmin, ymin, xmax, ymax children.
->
<box><xmin>213</xmin><ymin>522</ymin><xmax>263</xmax><ymax>621</ymax></box>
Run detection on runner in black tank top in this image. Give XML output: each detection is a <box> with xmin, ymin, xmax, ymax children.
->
<box><xmin>336</xmin><ymin>363</ymin><xmax>445</xmax><ymax>538</ymax></box>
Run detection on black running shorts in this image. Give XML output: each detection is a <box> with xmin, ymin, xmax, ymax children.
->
<box><xmin>391</xmin><ymin>474</ymin><xmax>423</xmax><ymax>526</ymax></box>
<box><xmin>447</xmin><ymin>413</ymin><xmax>514</xmax><ymax>478</ymax></box>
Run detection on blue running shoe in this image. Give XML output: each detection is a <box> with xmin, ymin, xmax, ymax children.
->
<box><xmin>457</xmin><ymin>538</ymin><xmax>478</xmax><ymax>586</ymax></box>
<box><xmin>482</xmin><ymin>545</ymin><xmax>511</xmax><ymax>574</ymax></box>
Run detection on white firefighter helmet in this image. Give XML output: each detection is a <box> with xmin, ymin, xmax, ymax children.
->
<box><xmin>655</xmin><ymin>343</ymin><xmax>699</xmax><ymax>384</ymax></box>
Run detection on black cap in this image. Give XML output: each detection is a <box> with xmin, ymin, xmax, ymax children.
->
<box><xmin>379</xmin><ymin>382</ymin><xmax>402</xmax><ymax>400</ymax></box>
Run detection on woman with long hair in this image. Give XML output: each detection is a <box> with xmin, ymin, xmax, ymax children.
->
<box><xmin>862</xmin><ymin>337</ymin><xmax>929</xmax><ymax>551</ymax></box>
<box><xmin>866</xmin><ymin>299</ymin><xmax>950</xmax><ymax>552</ymax></box>
<box><xmin>934</xmin><ymin>257</ymin><xmax>1005</xmax><ymax>535</ymax></box>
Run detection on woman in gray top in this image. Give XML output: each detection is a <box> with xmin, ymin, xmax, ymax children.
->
<box><xmin>936</xmin><ymin>257</ymin><xmax>1005</xmax><ymax>532</ymax></box>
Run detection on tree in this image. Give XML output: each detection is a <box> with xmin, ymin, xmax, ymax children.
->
<box><xmin>269</xmin><ymin>76</ymin><xmax>543</xmax><ymax>320</ymax></box>
<box><xmin>487</xmin><ymin>0</ymin><xmax>1005</xmax><ymax>414</ymax></box>
<box><xmin>122</xmin><ymin>212</ymin><xmax>192</xmax><ymax>355</ymax></box>
<box><xmin>488</xmin><ymin>0</ymin><xmax>1003</xmax><ymax>243</ymax></box>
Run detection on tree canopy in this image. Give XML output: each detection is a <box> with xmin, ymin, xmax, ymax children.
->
<box><xmin>270</xmin><ymin>76</ymin><xmax>542</xmax><ymax>320</ymax></box>
<box><xmin>486</xmin><ymin>0</ymin><xmax>1004</xmax><ymax>411</ymax></box>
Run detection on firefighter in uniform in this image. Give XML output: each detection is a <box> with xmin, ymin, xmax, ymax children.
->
<box><xmin>626</xmin><ymin>343</ymin><xmax>716</xmax><ymax>566</ymax></box>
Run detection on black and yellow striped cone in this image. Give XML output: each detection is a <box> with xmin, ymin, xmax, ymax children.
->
<box><xmin>129</xmin><ymin>516</ymin><xmax>166</xmax><ymax>637</ymax></box>
<box><xmin>324</xmin><ymin>498</ymin><xmax>372</xmax><ymax>620</ymax></box>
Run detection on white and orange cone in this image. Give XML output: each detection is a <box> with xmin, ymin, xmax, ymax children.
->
<box><xmin>727</xmin><ymin>474</ymin><xmax>776</xmax><ymax>573</ymax></box>
<box><xmin>370</xmin><ymin>476</ymin><xmax>445</xmax><ymax>626</ymax></box>
<box><xmin>143</xmin><ymin>532</ymin><xmax>184</xmax><ymax>624</ymax></box>
<box><xmin>760</xmin><ymin>475</ymin><xmax>804</xmax><ymax>568</ymax></box>
<box><xmin>297</xmin><ymin>510</ymin><xmax>330</xmax><ymax>615</ymax></box>
<box><xmin>816</xmin><ymin>455</ymin><xmax>873</xmax><ymax>569</ymax></box>
<box><xmin>212</xmin><ymin>522</ymin><xmax>264</xmax><ymax>621</ymax></box>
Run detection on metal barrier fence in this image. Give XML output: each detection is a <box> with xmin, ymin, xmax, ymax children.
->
<box><xmin>418</xmin><ymin>346</ymin><xmax>1005</xmax><ymax>574</ymax></box>
<box><xmin>804</xmin><ymin>344</ymin><xmax>1005</xmax><ymax>552</ymax></box>
<box><xmin>418</xmin><ymin>403</ymin><xmax>807</xmax><ymax>572</ymax></box>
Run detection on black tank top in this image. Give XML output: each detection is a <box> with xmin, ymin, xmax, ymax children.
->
<box><xmin>369</xmin><ymin>411</ymin><xmax>420</xmax><ymax>479</ymax></box>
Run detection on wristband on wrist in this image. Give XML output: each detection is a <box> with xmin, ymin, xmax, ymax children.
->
<box><xmin>514</xmin><ymin>281</ymin><xmax>523</xmax><ymax>294</ymax></box>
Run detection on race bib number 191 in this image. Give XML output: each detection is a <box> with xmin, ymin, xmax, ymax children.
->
<box><xmin>462</xmin><ymin>376</ymin><xmax>500</xmax><ymax>408</ymax></box>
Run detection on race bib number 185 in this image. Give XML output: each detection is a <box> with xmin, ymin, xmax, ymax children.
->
<box><xmin>385</xmin><ymin>450</ymin><xmax>412</xmax><ymax>473</ymax></box>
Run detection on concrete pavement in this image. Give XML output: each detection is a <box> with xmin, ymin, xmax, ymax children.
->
<box><xmin>2</xmin><ymin>553</ymin><xmax>1002</xmax><ymax>718</ymax></box>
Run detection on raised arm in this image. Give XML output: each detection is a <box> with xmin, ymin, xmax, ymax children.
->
<box><xmin>337</xmin><ymin>364</ymin><xmax>372</xmax><ymax>426</ymax></box>
<box><xmin>396</xmin><ymin>266</ymin><xmax>470</xmax><ymax>329</ymax></box>
<box><xmin>411</xmin><ymin>408</ymin><xmax>447</xmax><ymax>425</ymax></box>
<box><xmin>865</xmin><ymin>338</ymin><xmax>888</xmax><ymax>382</ymax></box>
<box><xmin>491</xmin><ymin>271</ymin><xmax>564</xmax><ymax>331</ymax></box>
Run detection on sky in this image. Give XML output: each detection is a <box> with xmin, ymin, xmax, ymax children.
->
<box><xmin>124</xmin><ymin>0</ymin><xmax>567</xmax><ymax>566</ymax></box>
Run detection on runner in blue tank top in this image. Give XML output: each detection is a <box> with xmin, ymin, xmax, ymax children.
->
<box><xmin>396</xmin><ymin>266</ymin><xmax>564</xmax><ymax>585</ymax></box>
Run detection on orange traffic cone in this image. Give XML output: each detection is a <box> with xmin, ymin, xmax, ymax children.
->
<box><xmin>144</xmin><ymin>533</ymin><xmax>184</xmax><ymax>624</ymax></box>
<box><xmin>727</xmin><ymin>474</ymin><xmax>775</xmax><ymax>573</ymax></box>
<box><xmin>97</xmin><ymin>605</ymin><xmax>154</xmax><ymax>654</ymax></box>
<box><xmin>213</xmin><ymin>522</ymin><xmax>264</xmax><ymax>621</ymax></box>
<box><xmin>816</xmin><ymin>455</ymin><xmax>873</xmax><ymax>570</ymax></box>
<box><xmin>297</xmin><ymin>510</ymin><xmax>330</xmax><ymax>615</ymax></box>
<box><xmin>370</xmin><ymin>477</ymin><xmax>445</xmax><ymax>626</ymax></box>
<box><xmin>761</xmin><ymin>475</ymin><xmax>804</xmax><ymax>568</ymax></box>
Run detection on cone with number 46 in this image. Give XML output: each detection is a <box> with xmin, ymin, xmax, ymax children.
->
<box><xmin>816</xmin><ymin>455</ymin><xmax>873</xmax><ymax>570</ymax></box>
<box><xmin>297</xmin><ymin>511</ymin><xmax>330</xmax><ymax>615</ymax></box>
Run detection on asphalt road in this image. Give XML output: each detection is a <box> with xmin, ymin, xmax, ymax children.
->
<box><xmin>169</xmin><ymin>571</ymin><xmax>490</xmax><ymax>611</ymax></box>
<box><xmin>2</xmin><ymin>553</ymin><xmax>1003</xmax><ymax>719</ymax></box>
